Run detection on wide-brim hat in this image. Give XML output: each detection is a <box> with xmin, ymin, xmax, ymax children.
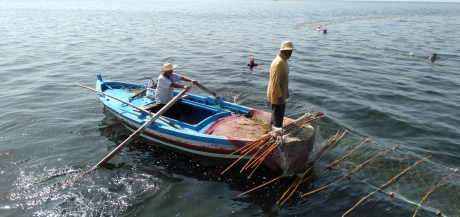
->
<box><xmin>159</xmin><ymin>62</ymin><xmax>178</xmax><ymax>72</ymax></box>
<box><xmin>279</xmin><ymin>41</ymin><xmax>296</xmax><ymax>51</ymax></box>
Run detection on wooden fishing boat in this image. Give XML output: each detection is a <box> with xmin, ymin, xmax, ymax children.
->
<box><xmin>94</xmin><ymin>74</ymin><xmax>316</xmax><ymax>174</ymax></box>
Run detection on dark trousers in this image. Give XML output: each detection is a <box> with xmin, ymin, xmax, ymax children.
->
<box><xmin>156</xmin><ymin>103</ymin><xmax>183</xmax><ymax>120</ymax></box>
<box><xmin>270</xmin><ymin>103</ymin><xmax>286</xmax><ymax>128</ymax></box>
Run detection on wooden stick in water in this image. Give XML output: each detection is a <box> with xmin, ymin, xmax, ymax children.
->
<box><xmin>242</xmin><ymin>138</ymin><xmax>269</xmax><ymax>155</ymax></box>
<box><xmin>240</xmin><ymin>140</ymin><xmax>271</xmax><ymax>172</ymax></box>
<box><xmin>332</xmin><ymin>136</ymin><xmax>372</xmax><ymax>166</ymax></box>
<box><xmin>302</xmin><ymin>181</ymin><xmax>337</xmax><ymax>198</ymax></box>
<box><xmin>330</xmin><ymin>130</ymin><xmax>348</xmax><ymax>149</ymax></box>
<box><xmin>244</xmin><ymin>141</ymin><xmax>273</xmax><ymax>170</ymax></box>
<box><xmin>238</xmin><ymin>175</ymin><xmax>284</xmax><ymax>197</ymax></box>
<box><xmin>348</xmin><ymin>145</ymin><xmax>399</xmax><ymax>175</ymax></box>
<box><xmin>249</xmin><ymin>143</ymin><xmax>278</xmax><ymax>169</ymax></box>
<box><xmin>277</xmin><ymin>176</ymin><xmax>302</xmax><ymax>204</ymax></box>
<box><xmin>274</xmin><ymin>131</ymin><xmax>347</xmax><ymax>199</ymax></box>
<box><xmin>221</xmin><ymin>141</ymin><xmax>265</xmax><ymax>175</ymax></box>
<box><xmin>247</xmin><ymin>144</ymin><xmax>278</xmax><ymax>179</ymax></box>
<box><xmin>412</xmin><ymin>167</ymin><xmax>460</xmax><ymax>217</ymax></box>
<box><xmin>228</xmin><ymin>135</ymin><xmax>270</xmax><ymax>157</ymax></box>
<box><xmin>313</xmin><ymin>130</ymin><xmax>348</xmax><ymax>165</ymax></box>
<box><xmin>342</xmin><ymin>156</ymin><xmax>432</xmax><ymax>217</ymax></box>
<box><xmin>301</xmin><ymin>145</ymin><xmax>400</xmax><ymax>197</ymax></box>
<box><xmin>296</xmin><ymin>131</ymin><xmax>353</xmax><ymax>186</ymax></box>
<box><xmin>228</xmin><ymin>139</ymin><xmax>259</xmax><ymax>157</ymax></box>
<box><xmin>278</xmin><ymin>176</ymin><xmax>303</xmax><ymax>205</ymax></box>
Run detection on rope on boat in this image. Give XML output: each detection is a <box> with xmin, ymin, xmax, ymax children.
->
<box><xmin>342</xmin><ymin>156</ymin><xmax>432</xmax><ymax>217</ymax></box>
<box><xmin>412</xmin><ymin>167</ymin><xmax>460</xmax><ymax>217</ymax></box>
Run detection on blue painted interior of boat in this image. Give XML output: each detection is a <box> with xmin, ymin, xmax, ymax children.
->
<box><xmin>95</xmin><ymin>75</ymin><xmax>253</xmax><ymax>148</ymax></box>
<box><xmin>96</xmin><ymin>75</ymin><xmax>253</xmax><ymax>136</ymax></box>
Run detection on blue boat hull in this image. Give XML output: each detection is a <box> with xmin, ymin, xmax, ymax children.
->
<box><xmin>95</xmin><ymin>75</ymin><xmax>315</xmax><ymax>172</ymax></box>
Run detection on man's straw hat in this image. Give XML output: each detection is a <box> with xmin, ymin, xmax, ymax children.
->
<box><xmin>159</xmin><ymin>62</ymin><xmax>178</xmax><ymax>72</ymax></box>
<box><xmin>279</xmin><ymin>41</ymin><xmax>296</xmax><ymax>51</ymax></box>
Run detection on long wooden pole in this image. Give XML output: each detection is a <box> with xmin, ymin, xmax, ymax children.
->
<box><xmin>63</xmin><ymin>88</ymin><xmax>188</xmax><ymax>187</ymax></box>
<box><xmin>195</xmin><ymin>82</ymin><xmax>218</xmax><ymax>98</ymax></box>
<box><xmin>92</xmin><ymin>88</ymin><xmax>189</xmax><ymax>169</ymax></box>
<box><xmin>74</xmin><ymin>84</ymin><xmax>182</xmax><ymax>130</ymax></box>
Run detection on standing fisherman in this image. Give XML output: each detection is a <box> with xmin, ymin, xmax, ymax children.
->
<box><xmin>267</xmin><ymin>41</ymin><xmax>295</xmax><ymax>128</ymax></box>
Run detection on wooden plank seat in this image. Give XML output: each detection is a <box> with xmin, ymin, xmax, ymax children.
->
<box><xmin>134</xmin><ymin>103</ymin><xmax>160</xmax><ymax>113</ymax></box>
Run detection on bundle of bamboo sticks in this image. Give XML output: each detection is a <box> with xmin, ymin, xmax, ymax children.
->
<box><xmin>221</xmin><ymin>112</ymin><xmax>324</xmax><ymax>178</ymax></box>
<box><xmin>275</xmin><ymin>130</ymin><xmax>350</xmax><ymax>205</ymax></box>
<box><xmin>236</xmin><ymin>128</ymin><xmax>348</xmax><ymax>203</ymax></box>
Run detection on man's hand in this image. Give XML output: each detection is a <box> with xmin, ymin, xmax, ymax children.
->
<box><xmin>184</xmin><ymin>85</ymin><xmax>191</xmax><ymax>90</ymax></box>
<box><xmin>191</xmin><ymin>80</ymin><xmax>198</xmax><ymax>85</ymax></box>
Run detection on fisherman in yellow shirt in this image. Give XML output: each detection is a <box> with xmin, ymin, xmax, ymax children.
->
<box><xmin>267</xmin><ymin>41</ymin><xmax>295</xmax><ymax>128</ymax></box>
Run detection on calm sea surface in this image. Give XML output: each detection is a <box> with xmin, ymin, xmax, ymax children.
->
<box><xmin>1</xmin><ymin>0</ymin><xmax>460</xmax><ymax>216</ymax></box>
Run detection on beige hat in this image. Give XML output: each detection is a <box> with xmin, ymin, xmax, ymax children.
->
<box><xmin>159</xmin><ymin>62</ymin><xmax>178</xmax><ymax>72</ymax></box>
<box><xmin>279</xmin><ymin>41</ymin><xmax>296</xmax><ymax>51</ymax></box>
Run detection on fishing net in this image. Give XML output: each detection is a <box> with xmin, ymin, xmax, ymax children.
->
<box><xmin>298</xmin><ymin>15</ymin><xmax>460</xmax><ymax>66</ymax></box>
<box><xmin>105</xmin><ymin>82</ymin><xmax>460</xmax><ymax>215</ymax></box>
<box><xmin>229</xmin><ymin>113</ymin><xmax>460</xmax><ymax>216</ymax></box>
<box><xmin>297</xmin><ymin>119</ymin><xmax>460</xmax><ymax>216</ymax></box>
<box><xmin>289</xmin><ymin>17</ymin><xmax>460</xmax><ymax>215</ymax></box>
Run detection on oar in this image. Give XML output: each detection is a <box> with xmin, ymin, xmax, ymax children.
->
<box><xmin>195</xmin><ymin>82</ymin><xmax>219</xmax><ymax>98</ymax></box>
<box><xmin>74</xmin><ymin>84</ymin><xmax>182</xmax><ymax>130</ymax></box>
<box><xmin>91</xmin><ymin>88</ymin><xmax>188</xmax><ymax>169</ymax></box>
<box><xmin>63</xmin><ymin>88</ymin><xmax>188</xmax><ymax>187</ymax></box>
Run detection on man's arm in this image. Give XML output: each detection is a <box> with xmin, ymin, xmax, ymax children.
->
<box><xmin>181</xmin><ymin>76</ymin><xmax>198</xmax><ymax>85</ymax></box>
<box><xmin>170</xmin><ymin>82</ymin><xmax>191</xmax><ymax>90</ymax></box>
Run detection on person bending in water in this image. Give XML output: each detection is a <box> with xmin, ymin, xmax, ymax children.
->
<box><xmin>429</xmin><ymin>53</ymin><xmax>437</xmax><ymax>63</ymax></box>
<box><xmin>247</xmin><ymin>58</ymin><xmax>258</xmax><ymax>67</ymax></box>
<box><xmin>323</xmin><ymin>28</ymin><xmax>327</xmax><ymax>34</ymax></box>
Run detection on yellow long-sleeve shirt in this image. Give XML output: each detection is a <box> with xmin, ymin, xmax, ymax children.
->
<box><xmin>267</xmin><ymin>53</ymin><xmax>289</xmax><ymax>105</ymax></box>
